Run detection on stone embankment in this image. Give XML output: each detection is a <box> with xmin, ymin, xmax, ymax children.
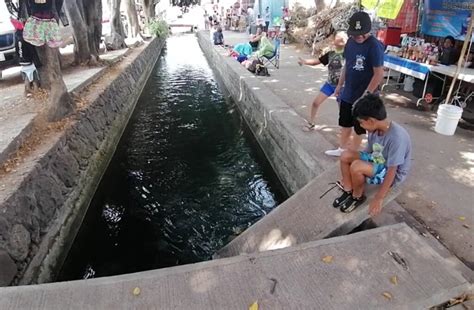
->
<box><xmin>0</xmin><ymin>38</ymin><xmax>165</xmax><ymax>286</ymax></box>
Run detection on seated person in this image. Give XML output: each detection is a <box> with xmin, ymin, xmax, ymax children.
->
<box><xmin>210</xmin><ymin>21</ymin><xmax>219</xmax><ymax>41</ymax></box>
<box><xmin>213</xmin><ymin>26</ymin><xmax>224</xmax><ymax>45</ymax></box>
<box><xmin>439</xmin><ymin>36</ymin><xmax>458</xmax><ymax>65</ymax></box>
<box><xmin>230</xmin><ymin>28</ymin><xmax>263</xmax><ymax>57</ymax></box>
<box><xmin>230</xmin><ymin>42</ymin><xmax>253</xmax><ymax>57</ymax></box>
<box><xmin>249</xmin><ymin>26</ymin><xmax>263</xmax><ymax>50</ymax></box>
<box><xmin>333</xmin><ymin>94</ymin><xmax>412</xmax><ymax>216</ymax></box>
<box><xmin>254</xmin><ymin>35</ymin><xmax>275</xmax><ymax>58</ymax></box>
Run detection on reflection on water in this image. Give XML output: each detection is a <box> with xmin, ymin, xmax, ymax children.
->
<box><xmin>58</xmin><ymin>35</ymin><xmax>285</xmax><ymax>280</ymax></box>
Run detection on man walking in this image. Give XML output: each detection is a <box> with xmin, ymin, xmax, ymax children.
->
<box><xmin>325</xmin><ymin>11</ymin><xmax>385</xmax><ymax>157</ymax></box>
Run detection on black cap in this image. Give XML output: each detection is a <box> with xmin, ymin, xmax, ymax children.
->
<box><xmin>347</xmin><ymin>11</ymin><xmax>372</xmax><ymax>36</ymax></box>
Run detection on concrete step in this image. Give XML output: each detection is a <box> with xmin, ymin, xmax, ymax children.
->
<box><xmin>0</xmin><ymin>223</ymin><xmax>470</xmax><ymax>309</ymax></box>
<box><xmin>370</xmin><ymin>201</ymin><xmax>474</xmax><ymax>283</ymax></box>
<box><xmin>217</xmin><ymin>164</ymin><xmax>401</xmax><ymax>258</ymax></box>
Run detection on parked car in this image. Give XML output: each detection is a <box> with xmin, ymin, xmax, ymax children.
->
<box><xmin>0</xmin><ymin>1</ymin><xmax>18</xmax><ymax>78</ymax></box>
<box><xmin>0</xmin><ymin>12</ymin><xmax>18</xmax><ymax>79</ymax></box>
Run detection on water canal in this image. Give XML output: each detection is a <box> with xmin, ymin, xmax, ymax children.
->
<box><xmin>58</xmin><ymin>35</ymin><xmax>286</xmax><ymax>280</ymax></box>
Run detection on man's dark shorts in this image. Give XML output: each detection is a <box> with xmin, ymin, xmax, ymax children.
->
<box><xmin>339</xmin><ymin>100</ymin><xmax>366</xmax><ymax>135</ymax></box>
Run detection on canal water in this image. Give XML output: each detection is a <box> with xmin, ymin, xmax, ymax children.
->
<box><xmin>58</xmin><ymin>35</ymin><xmax>285</xmax><ymax>280</ymax></box>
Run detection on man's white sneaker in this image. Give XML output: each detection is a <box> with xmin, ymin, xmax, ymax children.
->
<box><xmin>325</xmin><ymin>147</ymin><xmax>345</xmax><ymax>157</ymax></box>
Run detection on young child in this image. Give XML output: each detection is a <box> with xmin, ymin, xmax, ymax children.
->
<box><xmin>298</xmin><ymin>31</ymin><xmax>348</xmax><ymax>131</ymax></box>
<box><xmin>333</xmin><ymin>94</ymin><xmax>412</xmax><ymax>217</ymax></box>
<box><xmin>213</xmin><ymin>26</ymin><xmax>224</xmax><ymax>45</ymax></box>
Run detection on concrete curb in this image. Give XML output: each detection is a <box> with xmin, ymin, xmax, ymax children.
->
<box><xmin>0</xmin><ymin>223</ymin><xmax>470</xmax><ymax>309</ymax></box>
<box><xmin>0</xmin><ymin>113</ymin><xmax>36</xmax><ymax>165</ymax></box>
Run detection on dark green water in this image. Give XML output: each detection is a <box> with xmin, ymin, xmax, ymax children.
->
<box><xmin>59</xmin><ymin>35</ymin><xmax>285</xmax><ymax>280</ymax></box>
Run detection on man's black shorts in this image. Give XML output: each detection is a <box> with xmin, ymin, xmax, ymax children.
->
<box><xmin>339</xmin><ymin>101</ymin><xmax>366</xmax><ymax>135</ymax></box>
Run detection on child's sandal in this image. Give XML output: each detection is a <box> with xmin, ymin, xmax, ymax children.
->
<box><xmin>302</xmin><ymin>122</ymin><xmax>316</xmax><ymax>132</ymax></box>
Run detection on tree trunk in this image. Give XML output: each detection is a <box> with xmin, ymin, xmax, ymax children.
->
<box><xmin>64</xmin><ymin>0</ymin><xmax>92</xmax><ymax>64</ymax></box>
<box><xmin>84</xmin><ymin>0</ymin><xmax>102</xmax><ymax>63</ymax></box>
<box><xmin>106</xmin><ymin>0</ymin><xmax>127</xmax><ymax>50</ymax></box>
<box><xmin>141</xmin><ymin>0</ymin><xmax>156</xmax><ymax>25</ymax></box>
<box><xmin>64</xmin><ymin>0</ymin><xmax>102</xmax><ymax>65</ymax></box>
<box><xmin>37</xmin><ymin>48</ymin><xmax>52</xmax><ymax>89</ymax></box>
<box><xmin>124</xmin><ymin>0</ymin><xmax>140</xmax><ymax>38</ymax></box>
<box><xmin>315</xmin><ymin>0</ymin><xmax>326</xmax><ymax>12</ymax></box>
<box><xmin>40</xmin><ymin>47</ymin><xmax>75</xmax><ymax>121</ymax></box>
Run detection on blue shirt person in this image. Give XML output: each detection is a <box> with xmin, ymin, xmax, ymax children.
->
<box><xmin>325</xmin><ymin>11</ymin><xmax>385</xmax><ymax>158</ymax></box>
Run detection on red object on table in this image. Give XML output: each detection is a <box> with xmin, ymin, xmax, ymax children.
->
<box><xmin>377</xmin><ymin>27</ymin><xmax>402</xmax><ymax>46</ymax></box>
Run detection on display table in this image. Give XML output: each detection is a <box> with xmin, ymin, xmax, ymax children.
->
<box><xmin>382</xmin><ymin>54</ymin><xmax>474</xmax><ymax>105</ymax></box>
<box><xmin>429</xmin><ymin>64</ymin><xmax>474</xmax><ymax>84</ymax></box>
<box><xmin>383</xmin><ymin>54</ymin><xmax>430</xmax><ymax>80</ymax></box>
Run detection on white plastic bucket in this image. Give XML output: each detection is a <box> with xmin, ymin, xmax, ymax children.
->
<box><xmin>435</xmin><ymin>104</ymin><xmax>463</xmax><ymax>136</ymax></box>
<box><xmin>403</xmin><ymin>76</ymin><xmax>414</xmax><ymax>92</ymax></box>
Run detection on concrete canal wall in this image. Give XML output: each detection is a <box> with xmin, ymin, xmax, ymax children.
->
<box><xmin>0</xmin><ymin>38</ymin><xmax>165</xmax><ymax>286</ymax></box>
<box><xmin>197</xmin><ymin>31</ymin><xmax>335</xmax><ymax>195</ymax></box>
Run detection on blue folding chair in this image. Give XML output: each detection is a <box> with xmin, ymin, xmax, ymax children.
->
<box><xmin>259</xmin><ymin>38</ymin><xmax>280</xmax><ymax>69</ymax></box>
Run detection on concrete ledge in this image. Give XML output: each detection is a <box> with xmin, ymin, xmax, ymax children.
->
<box><xmin>0</xmin><ymin>113</ymin><xmax>36</xmax><ymax>164</ymax></box>
<box><xmin>0</xmin><ymin>224</ymin><xmax>470</xmax><ymax>309</ymax></box>
<box><xmin>197</xmin><ymin>31</ymin><xmax>335</xmax><ymax>195</ymax></box>
<box><xmin>0</xmin><ymin>52</ymin><xmax>126</xmax><ymax>168</ymax></box>
<box><xmin>217</xmin><ymin>164</ymin><xmax>401</xmax><ymax>258</ymax></box>
<box><xmin>0</xmin><ymin>38</ymin><xmax>165</xmax><ymax>285</ymax></box>
<box><xmin>371</xmin><ymin>201</ymin><xmax>474</xmax><ymax>284</ymax></box>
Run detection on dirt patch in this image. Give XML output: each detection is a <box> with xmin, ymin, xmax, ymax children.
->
<box><xmin>0</xmin><ymin>116</ymin><xmax>69</xmax><ymax>175</ymax></box>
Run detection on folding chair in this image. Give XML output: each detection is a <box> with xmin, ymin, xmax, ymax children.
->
<box><xmin>258</xmin><ymin>38</ymin><xmax>280</xmax><ymax>69</ymax></box>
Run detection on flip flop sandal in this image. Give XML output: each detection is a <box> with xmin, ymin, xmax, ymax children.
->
<box><xmin>302</xmin><ymin>122</ymin><xmax>316</xmax><ymax>132</ymax></box>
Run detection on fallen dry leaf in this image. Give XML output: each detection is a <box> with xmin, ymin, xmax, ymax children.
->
<box><xmin>249</xmin><ymin>301</ymin><xmax>258</xmax><ymax>310</ymax></box>
<box><xmin>390</xmin><ymin>276</ymin><xmax>398</xmax><ymax>285</ymax></box>
<box><xmin>322</xmin><ymin>256</ymin><xmax>333</xmax><ymax>263</ymax></box>
<box><xmin>463</xmin><ymin>224</ymin><xmax>470</xmax><ymax>229</ymax></box>
<box><xmin>132</xmin><ymin>287</ymin><xmax>141</xmax><ymax>296</ymax></box>
<box><xmin>382</xmin><ymin>292</ymin><xmax>393</xmax><ymax>300</ymax></box>
<box><xmin>459</xmin><ymin>216</ymin><xmax>466</xmax><ymax>221</ymax></box>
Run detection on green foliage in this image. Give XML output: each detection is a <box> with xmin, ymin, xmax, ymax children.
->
<box><xmin>148</xmin><ymin>19</ymin><xmax>170</xmax><ymax>38</ymax></box>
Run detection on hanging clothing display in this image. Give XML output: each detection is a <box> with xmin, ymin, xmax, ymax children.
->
<box><xmin>20</xmin><ymin>63</ymin><xmax>39</xmax><ymax>82</ymax></box>
<box><xmin>16</xmin><ymin>28</ymin><xmax>40</xmax><ymax>66</ymax></box>
<box><xmin>5</xmin><ymin>0</ymin><xmax>41</xmax><ymax>68</ymax></box>
<box><xmin>23</xmin><ymin>0</ymin><xmax>65</xmax><ymax>48</ymax></box>
<box><xmin>23</xmin><ymin>16</ymin><xmax>62</xmax><ymax>48</ymax></box>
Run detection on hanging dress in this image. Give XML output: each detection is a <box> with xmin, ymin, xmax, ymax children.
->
<box><xmin>23</xmin><ymin>0</ymin><xmax>62</xmax><ymax>48</ymax></box>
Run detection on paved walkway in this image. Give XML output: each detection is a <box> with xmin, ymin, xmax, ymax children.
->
<box><xmin>0</xmin><ymin>224</ymin><xmax>470</xmax><ymax>309</ymax></box>
<box><xmin>223</xmin><ymin>31</ymin><xmax>474</xmax><ymax>269</ymax></box>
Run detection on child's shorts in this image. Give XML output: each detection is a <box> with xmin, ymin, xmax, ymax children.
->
<box><xmin>339</xmin><ymin>100</ymin><xmax>366</xmax><ymax>135</ymax></box>
<box><xmin>359</xmin><ymin>152</ymin><xmax>387</xmax><ymax>185</ymax></box>
<box><xmin>320</xmin><ymin>82</ymin><xmax>337</xmax><ymax>96</ymax></box>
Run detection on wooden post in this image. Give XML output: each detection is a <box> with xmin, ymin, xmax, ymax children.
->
<box><xmin>444</xmin><ymin>8</ymin><xmax>474</xmax><ymax>105</ymax></box>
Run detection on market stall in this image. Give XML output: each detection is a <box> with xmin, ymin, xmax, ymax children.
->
<box><xmin>380</xmin><ymin>0</ymin><xmax>474</xmax><ymax>107</ymax></box>
<box><xmin>382</xmin><ymin>53</ymin><xmax>474</xmax><ymax>105</ymax></box>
